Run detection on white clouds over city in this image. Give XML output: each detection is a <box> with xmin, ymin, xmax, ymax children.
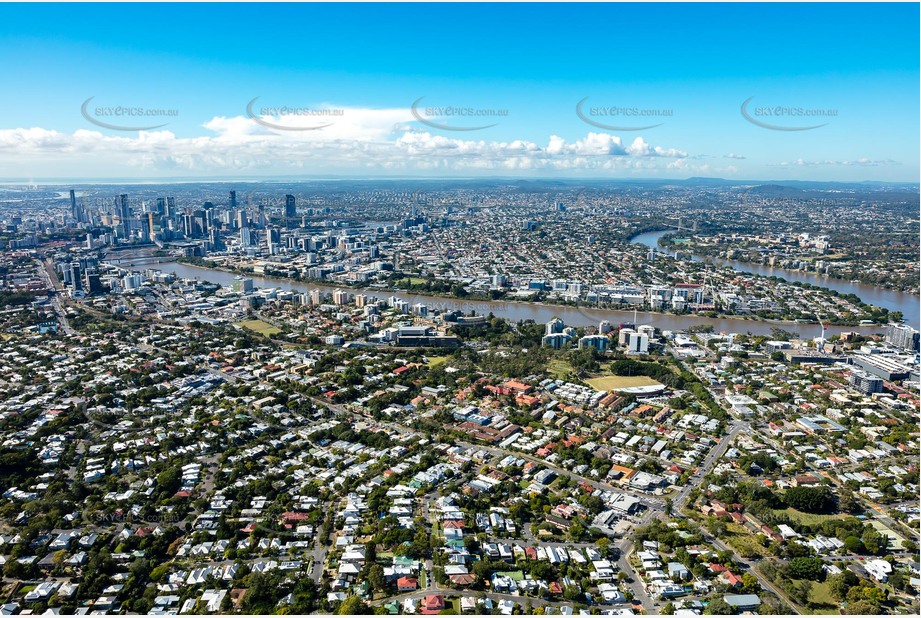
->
<box><xmin>0</xmin><ymin>108</ymin><xmax>702</xmax><ymax>177</ymax></box>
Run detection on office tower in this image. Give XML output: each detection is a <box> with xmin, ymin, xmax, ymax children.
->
<box><xmin>165</xmin><ymin>197</ymin><xmax>176</xmax><ymax>218</ymax></box>
<box><xmin>599</xmin><ymin>320</ymin><xmax>612</xmax><ymax>334</ymax></box>
<box><xmin>240</xmin><ymin>227</ymin><xmax>254</xmax><ymax>248</ymax></box>
<box><xmin>181</xmin><ymin>213</ymin><xmax>196</xmax><ymax>238</ymax></box>
<box><xmin>144</xmin><ymin>213</ymin><xmax>155</xmax><ymax>241</ymax></box>
<box><xmin>85</xmin><ymin>272</ymin><xmax>104</xmax><ymax>295</ymax></box>
<box><xmin>284</xmin><ymin>194</ymin><xmax>296</xmax><ymax>223</ymax></box>
<box><xmin>69</xmin><ymin>189</ymin><xmax>85</xmax><ymax>223</ymax></box>
<box><xmin>266</xmin><ymin>228</ymin><xmax>281</xmax><ymax>255</ymax></box>
<box><xmin>155</xmin><ymin>197</ymin><xmax>166</xmax><ymax>216</ymax></box>
<box><xmin>229</xmin><ymin>190</ymin><xmax>237</xmax><ymax>209</ymax></box>
<box><xmin>69</xmin><ymin>262</ymin><xmax>83</xmax><ymax>292</ymax></box>
<box><xmin>116</xmin><ymin>194</ymin><xmax>130</xmax><ymax>221</ymax></box>
<box><xmin>209</xmin><ymin>229</ymin><xmax>223</xmax><ymax>251</ymax></box>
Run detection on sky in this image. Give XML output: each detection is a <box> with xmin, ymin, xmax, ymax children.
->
<box><xmin>0</xmin><ymin>2</ymin><xmax>918</xmax><ymax>182</ymax></box>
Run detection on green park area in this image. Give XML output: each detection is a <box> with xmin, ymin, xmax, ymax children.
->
<box><xmin>237</xmin><ymin>319</ymin><xmax>282</xmax><ymax>336</ymax></box>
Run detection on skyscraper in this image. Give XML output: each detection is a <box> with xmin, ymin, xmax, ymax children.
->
<box><xmin>284</xmin><ymin>194</ymin><xmax>297</xmax><ymax>224</ymax></box>
<box><xmin>116</xmin><ymin>194</ymin><xmax>131</xmax><ymax>221</ymax></box>
<box><xmin>229</xmin><ymin>190</ymin><xmax>237</xmax><ymax>209</ymax></box>
<box><xmin>266</xmin><ymin>228</ymin><xmax>281</xmax><ymax>255</ymax></box>
<box><xmin>116</xmin><ymin>194</ymin><xmax>132</xmax><ymax>237</ymax></box>
<box><xmin>69</xmin><ymin>189</ymin><xmax>83</xmax><ymax>223</ymax></box>
<box><xmin>69</xmin><ymin>262</ymin><xmax>83</xmax><ymax>292</ymax></box>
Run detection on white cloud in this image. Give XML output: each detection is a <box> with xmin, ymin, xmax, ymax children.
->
<box><xmin>724</xmin><ymin>152</ymin><xmax>746</xmax><ymax>159</ymax></box>
<box><xmin>0</xmin><ymin>111</ymin><xmax>695</xmax><ymax>177</ymax></box>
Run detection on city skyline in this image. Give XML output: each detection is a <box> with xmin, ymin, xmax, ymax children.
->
<box><xmin>0</xmin><ymin>3</ymin><xmax>918</xmax><ymax>181</ymax></box>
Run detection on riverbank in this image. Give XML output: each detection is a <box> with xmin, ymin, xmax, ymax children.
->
<box><xmin>145</xmin><ymin>260</ymin><xmax>888</xmax><ymax>338</ymax></box>
<box><xmin>630</xmin><ymin>230</ymin><xmax>919</xmax><ymax>330</ymax></box>
<box><xmin>175</xmin><ymin>258</ymin><xmax>885</xmax><ymax>327</ymax></box>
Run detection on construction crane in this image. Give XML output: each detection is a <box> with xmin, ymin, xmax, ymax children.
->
<box><xmin>813</xmin><ymin>311</ymin><xmax>829</xmax><ymax>347</ymax></box>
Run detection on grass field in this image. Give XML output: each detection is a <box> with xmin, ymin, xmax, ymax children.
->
<box><xmin>237</xmin><ymin>319</ymin><xmax>282</xmax><ymax>336</ymax></box>
<box><xmin>585</xmin><ymin>375</ymin><xmax>663</xmax><ymax>390</ymax></box>
<box><xmin>426</xmin><ymin>355</ymin><xmax>450</xmax><ymax>368</ymax></box>
<box><xmin>770</xmin><ymin>507</ymin><xmax>847</xmax><ymax>526</ymax></box>
<box><xmin>547</xmin><ymin>358</ymin><xmax>575</xmax><ymax>380</ymax></box>
<box><xmin>807</xmin><ymin>580</ymin><xmax>839</xmax><ymax>610</ymax></box>
<box><xmin>397</xmin><ymin>277</ymin><xmax>428</xmax><ymax>286</ymax></box>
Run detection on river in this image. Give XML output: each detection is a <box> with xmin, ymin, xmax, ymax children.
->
<box><xmin>632</xmin><ymin>230</ymin><xmax>919</xmax><ymax>330</ymax></box>
<box><xmin>146</xmin><ymin>261</ymin><xmax>891</xmax><ymax>338</ymax></box>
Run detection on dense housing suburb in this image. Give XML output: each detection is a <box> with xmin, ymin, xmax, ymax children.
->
<box><xmin>0</xmin><ymin>180</ymin><xmax>917</xmax><ymax>616</ymax></box>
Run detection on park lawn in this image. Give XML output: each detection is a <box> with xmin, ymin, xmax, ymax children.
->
<box><xmin>585</xmin><ymin>375</ymin><xmax>663</xmax><ymax>391</ymax></box>
<box><xmin>398</xmin><ymin>277</ymin><xmax>428</xmax><ymax>286</ymax></box>
<box><xmin>237</xmin><ymin>319</ymin><xmax>282</xmax><ymax>336</ymax></box>
<box><xmin>807</xmin><ymin>580</ymin><xmax>840</xmax><ymax>610</ymax></box>
<box><xmin>771</xmin><ymin>508</ymin><xmax>847</xmax><ymax>526</ymax></box>
<box><xmin>547</xmin><ymin>358</ymin><xmax>575</xmax><ymax>380</ymax></box>
<box><xmin>426</xmin><ymin>355</ymin><xmax>450</xmax><ymax>368</ymax></box>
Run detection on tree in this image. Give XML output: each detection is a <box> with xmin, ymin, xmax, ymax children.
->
<box><xmin>704</xmin><ymin>597</ymin><xmax>735</xmax><ymax>615</ymax></box>
<box><xmin>562</xmin><ymin>585</ymin><xmax>581</xmax><ymax>601</ymax></box>
<box><xmin>662</xmin><ymin>601</ymin><xmax>676</xmax><ymax>615</ymax></box>
<box><xmin>827</xmin><ymin>571</ymin><xmax>858</xmax><ymax>601</ymax></box>
<box><xmin>741</xmin><ymin>573</ymin><xmax>760</xmax><ymax>593</ymax></box>
<box><xmin>783</xmin><ymin>486</ymin><xmax>836</xmax><ymax>514</ymax></box>
<box><xmin>336</xmin><ymin>596</ymin><xmax>374</xmax><ymax>615</ymax></box>
<box><xmin>861</xmin><ymin>528</ymin><xmax>886</xmax><ymax>555</ymax></box>
<box><xmin>843</xmin><ymin>535</ymin><xmax>864</xmax><ymax>554</ymax></box>
<box><xmin>368</xmin><ymin>564</ymin><xmax>386</xmax><ymax>592</ymax></box>
<box><xmin>786</xmin><ymin>556</ymin><xmax>825</xmax><ymax>581</ymax></box>
<box><xmin>841</xmin><ymin>599</ymin><xmax>879</xmax><ymax>615</ymax></box>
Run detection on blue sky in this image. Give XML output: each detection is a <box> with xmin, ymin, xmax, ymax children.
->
<box><xmin>0</xmin><ymin>3</ymin><xmax>917</xmax><ymax>181</ymax></box>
